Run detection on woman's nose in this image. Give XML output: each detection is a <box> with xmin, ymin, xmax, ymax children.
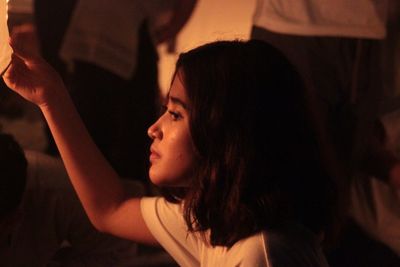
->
<box><xmin>147</xmin><ymin>120</ymin><xmax>162</xmax><ymax>139</ymax></box>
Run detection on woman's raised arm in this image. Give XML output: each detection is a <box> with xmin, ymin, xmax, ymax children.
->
<box><xmin>2</xmin><ymin>31</ymin><xmax>157</xmax><ymax>245</ymax></box>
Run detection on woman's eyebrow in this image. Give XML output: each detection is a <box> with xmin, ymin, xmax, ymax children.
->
<box><xmin>169</xmin><ymin>96</ymin><xmax>189</xmax><ymax>110</ymax></box>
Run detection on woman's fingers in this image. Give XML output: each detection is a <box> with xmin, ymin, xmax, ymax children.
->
<box><xmin>9</xmin><ymin>27</ymin><xmax>41</xmax><ymax>64</ymax></box>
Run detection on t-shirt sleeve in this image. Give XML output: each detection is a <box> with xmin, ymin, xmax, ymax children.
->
<box><xmin>141</xmin><ymin>197</ymin><xmax>201</xmax><ymax>266</ymax></box>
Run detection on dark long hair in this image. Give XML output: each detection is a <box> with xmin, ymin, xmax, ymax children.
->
<box><xmin>163</xmin><ymin>40</ymin><xmax>336</xmax><ymax>247</ymax></box>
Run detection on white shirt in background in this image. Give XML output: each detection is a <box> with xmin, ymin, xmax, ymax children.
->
<box><xmin>252</xmin><ymin>0</ymin><xmax>388</xmax><ymax>39</ymax></box>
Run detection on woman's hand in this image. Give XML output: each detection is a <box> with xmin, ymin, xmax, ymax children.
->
<box><xmin>2</xmin><ymin>28</ymin><xmax>66</xmax><ymax>109</ymax></box>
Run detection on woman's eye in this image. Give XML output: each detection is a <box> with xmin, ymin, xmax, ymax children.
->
<box><xmin>168</xmin><ymin>110</ymin><xmax>182</xmax><ymax>120</ymax></box>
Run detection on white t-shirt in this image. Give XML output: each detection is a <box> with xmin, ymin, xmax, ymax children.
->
<box><xmin>141</xmin><ymin>197</ymin><xmax>329</xmax><ymax>267</ymax></box>
<box><xmin>252</xmin><ymin>0</ymin><xmax>388</xmax><ymax>39</ymax></box>
<box><xmin>60</xmin><ymin>0</ymin><xmax>176</xmax><ymax>80</ymax></box>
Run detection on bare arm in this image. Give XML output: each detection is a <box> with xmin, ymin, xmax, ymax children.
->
<box><xmin>2</xmin><ymin>31</ymin><xmax>157</xmax><ymax>245</ymax></box>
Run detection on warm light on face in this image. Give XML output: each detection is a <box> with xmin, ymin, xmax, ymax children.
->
<box><xmin>0</xmin><ymin>0</ymin><xmax>11</xmax><ymax>74</ymax></box>
<box><xmin>147</xmin><ymin>74</ymin><xmax>197</xmax><ymax>187</ymax></box>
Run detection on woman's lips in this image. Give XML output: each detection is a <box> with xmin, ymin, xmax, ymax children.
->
<box><xmin>150</xmin><ymin>147</ymin><xmax>160</xmax><ymax>161</ymax></box>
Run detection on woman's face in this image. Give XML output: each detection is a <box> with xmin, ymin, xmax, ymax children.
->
<box><xmin>147</xmin><ymin>73</ymin><xmax>197</xmax><ymax>186</ymax></box>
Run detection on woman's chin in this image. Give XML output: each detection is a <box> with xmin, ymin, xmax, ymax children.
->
<box><xmin>149</xmin><ymin>175</ymin><xmax>187</xmax><ymax>188</ymax></box>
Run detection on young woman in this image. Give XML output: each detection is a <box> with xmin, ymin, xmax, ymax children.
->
<box><xmin>3</xmin><ymin>36</ymin><xmax>335</xmax><ymax>266</ymax></box>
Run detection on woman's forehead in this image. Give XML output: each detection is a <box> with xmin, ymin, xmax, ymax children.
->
<box><xmin>168</xmin><ymin>74</ymin><xmax>189</xmax><ymax>107</ymax></box>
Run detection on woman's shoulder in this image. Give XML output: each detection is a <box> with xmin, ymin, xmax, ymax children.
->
<box><xmin>199</xmin><ymin>232</ymin><xmax>268</xmax><ymax>266</ymax></box>
<box><xmin>237</xmin><ymin>231</ymin><xmax>270</xmax><ymax>265</ymax></box>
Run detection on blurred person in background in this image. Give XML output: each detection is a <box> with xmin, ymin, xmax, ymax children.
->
<box><xmin>0</xmin><ymin>133</ymin><xmax>143</xmax><ymax>267</ymax></box>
